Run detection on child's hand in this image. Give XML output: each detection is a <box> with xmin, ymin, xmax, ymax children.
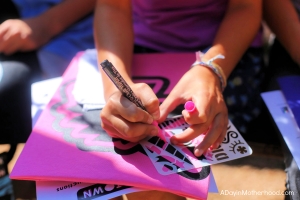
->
<box><xmin>100</xmin><ymin>83</ymin><xmax>160</xmax><ymax>142</ymax></box>
<box><xmin>0</xmin><ymin>18</ymin><xmax>49</xmax><ymax>55</ymax></box>
<box><xmin>159</xmin><ymin>65</ymin><xmax>228</xmax><ymax>156</ymax></box>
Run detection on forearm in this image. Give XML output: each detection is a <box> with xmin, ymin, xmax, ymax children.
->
<box><xmin>94</xmin><ymin>0</ymin><xmax>134</xmax><ymax>100</ymax></box>
<box><xmin>202</xmin><ymin>0</ymin><xmax>262</xmax><ymax>78</ymax></box>
<box><xmin>37</xmin><ymin>0</ymin><xmax>96</xmax><ymax>39</ymax></box>
<box><xmin>263</xmin><ymin>0</ymin><xmax>300</xmax><ymax>65</ymax></box>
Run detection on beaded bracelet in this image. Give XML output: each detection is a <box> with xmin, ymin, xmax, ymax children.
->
<box><xmin>191</xmin><ymin>51</ymin><xmax>227</xmax><ymax>91</ymax></box>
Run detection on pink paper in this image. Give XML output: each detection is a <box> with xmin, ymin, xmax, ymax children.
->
<box><xmin>131</xmin><ymin>53</ymin><xmax>195</xmax><ymax>102</ymax></box>
<box><xmin>10</xmin><ymin>52</ymin><xmax>209</xmax><ymax>199</ymax></box>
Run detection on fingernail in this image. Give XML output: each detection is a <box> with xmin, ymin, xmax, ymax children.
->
<box><xmin>147</xmin><ymin>116</ymin><xmax>153</xmax><ymax>124</ymax></box>
<box><xmin>152</xmin><ymin>110</ymin><xmax>160</xmax><ymax>120</ymax></box>
<box><xmin>194</xmin><ymin>149</ymin><xmax>204</xmax><ymax>157</ymax></box>
<box><xmin>170</xmin><ymin>137</ymin><xmax>178</xmax><ymax>145</ymax></box>
<box><xmin>151</xmin><ymin>128</ymin><xmax>158</xmax><ymax>136</ymax></box>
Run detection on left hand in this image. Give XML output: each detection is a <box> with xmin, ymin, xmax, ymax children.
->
<box><xmin>158</xmin><ymin>65</ymin><xmax>228</xmax><ymax>157</ymax></box>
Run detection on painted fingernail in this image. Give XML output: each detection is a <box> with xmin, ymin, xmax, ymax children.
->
<box><xmin>194</xmin><ymin>149</ymin><xmax>204</xmax><ymax>157</ymax></box>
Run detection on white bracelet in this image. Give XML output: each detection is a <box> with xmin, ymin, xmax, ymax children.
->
<box><xmin>191</xmin><ymin>51</ymin><xmax>227</xmax><ymax>91</ymax></box>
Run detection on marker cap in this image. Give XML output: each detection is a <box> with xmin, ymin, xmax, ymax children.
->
<box><xmin>184</xmin><ymin>101</ymin><xmax>196</xmax><ymax>112</ymax></box>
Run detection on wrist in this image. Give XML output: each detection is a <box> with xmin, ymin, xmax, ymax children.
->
<box><xmin>22</xmin><ymin>17</ymin><xmax>52</xmax><ymax>48</ymax></box>
<box><xmin>191</xmin><ymin>51</ymin><xmax>227</xmax><ymax>91</ymax></box>
<box><xmin>191</xmin><ymin>65</ymin><xmax>222</xmax><ymax>90</ymax></box>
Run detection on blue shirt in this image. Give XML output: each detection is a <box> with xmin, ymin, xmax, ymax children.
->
<box><xmin>12</xmin><ymin>0</ymin><xmax>95</xmax><ymax>61</ymax></box>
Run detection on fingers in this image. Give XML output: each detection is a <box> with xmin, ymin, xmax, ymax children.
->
<box><xmin>170</xmin><ymin>99</ymin><xmax>213</xmax><ymax>145</ymax></box>
<box><xmin>101</xmin><ymin>110</ymin><xmax>159</xmax><ymax>142</ymax></box>
<box><xmin>135</xmin><ymin>83</ymin><xmax>160</xmax><ymax>120</ymax></box>
<box><xmin>170</xmin><ymin>123</ymin><xmax>211</xmax><ymax>145</ymax></box>
<box><xmin>103</xmin><ymin>124</ymin><xmax>149</xmax><ymax>143</ymax></box>
<box><xmin>171</xmin><ymin>103</ymin><xmax>228</xmax><ymax>157</ymax></box>
<box><xmin>0</xmin><ymin>22</ymin><xmax>22</xmax><ymax>55</ymax></box>
<box><xmin>193</xmin><ymin>112</ymin><xmax>227</xmax><ymax>156</ymax></box>
<box><xmin>0</xmin><ymin>19</ymin><xmax>36</xmax><ymax>54</ymax></box>
<box><xmin>0</xmin><ymin>26</ymin><xmax>10</xmax><ymax>53</ymax></box>
<box><xmin>100</xmin><ymin>90</ymin><xmax>160</xmax><ymax>142</ymax></box>
<box><xmin>182</xmin><ymin>107</ymin><xmax>210</xmax><ymax>125</ymax></box>
<box><xmin>0</xmin><ymin>36</ymin><xmax>21</xmax><ymax>55</ymax></box>
<box><xmin>109</xmin><ymin>92</ymin><xmax>154</xmax><ymax>125</ymax></box>
<box><xmin>210</xmin><ymin>121</ymin><xmax>227</xmax><ymax>150</ymax></box>
<box><xmin>158</xmin><ymin>95</ymin><xmax>183</xmax><ymax>123</ymax></box>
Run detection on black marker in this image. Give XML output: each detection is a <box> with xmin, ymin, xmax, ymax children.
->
<box><xmin>100</xmin><ymin>59</ymin><xmax>146</xmax><ymax>111</ymax></box>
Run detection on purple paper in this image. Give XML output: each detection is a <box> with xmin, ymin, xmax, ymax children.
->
<box><xmin>277</xmin><ymin>75</ymin><xmax>300</xmax><ymax>128</ymax></box>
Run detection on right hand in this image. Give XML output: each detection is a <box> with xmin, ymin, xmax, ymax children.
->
<box><xmin>0</xmin><ymin>18</ymin><xmax>50</xmax><ymax>55</ymax></box>
<box><xmin>100</xmin><ymin>83</ymin><xmax>160</xmax><ymax>142</ymax></box>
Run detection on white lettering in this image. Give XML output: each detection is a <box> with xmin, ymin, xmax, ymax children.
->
<box><xmin>83</xmin><ymin>189</ymin><xmax>92</xmax><ymax>198</ymax></box>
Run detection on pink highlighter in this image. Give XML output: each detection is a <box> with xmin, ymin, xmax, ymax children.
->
<box><xmin>184</xmin><ymin>101</ymin><xmax>196</xmax><ymax>113</ymax></box>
